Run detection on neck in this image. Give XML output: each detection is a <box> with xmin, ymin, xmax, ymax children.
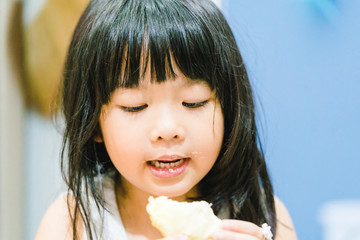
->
<box><xmin>115</xmin><ymin>178</ymin><xmax>162</xmax><ymax>240</ymax></box>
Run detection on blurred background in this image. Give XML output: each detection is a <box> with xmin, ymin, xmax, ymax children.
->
<box><xmin>1</xmin><ymin>0</ymin><xmax>359</xmax><ymax>239</ymax></box>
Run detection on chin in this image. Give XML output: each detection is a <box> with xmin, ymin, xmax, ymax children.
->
<box><xmin>149</xmin><ymin>184</ymin><xmax>198</xmax><ymax>200</ymax></box>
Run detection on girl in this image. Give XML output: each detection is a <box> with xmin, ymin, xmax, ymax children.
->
<box><xmin>36</xmin><ymin>0</ymin><xmax>297</xmax><ymax>239</ymax></box>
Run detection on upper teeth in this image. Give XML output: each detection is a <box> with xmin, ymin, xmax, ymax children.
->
<box><xmin>150</xmin><ymin>159</ymin><xmax>185</xmax><ymax>169</ymax></box>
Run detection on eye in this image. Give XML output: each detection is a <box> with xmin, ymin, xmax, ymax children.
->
<box><xmin>120</xmin><ymin>104</ymin><xmax>148</xmax><ymax>112</ymax></box>
<box><xmin>182</xmin><ymin>100</ymin><xmax>209</xmax><ymax>108</ymax></box>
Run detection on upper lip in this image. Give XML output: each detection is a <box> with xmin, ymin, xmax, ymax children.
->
<box><xmin>151</xmin><ymin>154</ymin><xmax>187</xmax><ymax>161</ymax></box>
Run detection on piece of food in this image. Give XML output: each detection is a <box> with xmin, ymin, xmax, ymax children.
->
<box><xmin>146</xmin><ymin>196</ymin><xmax>221</xmax><ymax>240</ymax></box>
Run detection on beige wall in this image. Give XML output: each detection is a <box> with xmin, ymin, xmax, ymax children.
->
<box><xmin>0</xmin><ymin>0</ymin><xmax>25</xmax><ymax>239</ymax></box>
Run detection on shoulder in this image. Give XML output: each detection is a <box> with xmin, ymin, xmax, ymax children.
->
<box><xmin>34</xmin><ymin>193</ymin><xmax>84</xmax><ymax>240</ymax></box>
<box><xmin>274</xmin><ymin>196</ymin><xmax>298</xmax><ymax>240</ymax></box>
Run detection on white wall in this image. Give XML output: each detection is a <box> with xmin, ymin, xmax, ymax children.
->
<box><xmin>24</xmin><ymin>111</ymin><xmax>64</xmax><ymax>240</ymax></box>
<box><xmin>0</xmin><ymin>0</ymin><xmax>25</xmax><ymax>239</ymax></box>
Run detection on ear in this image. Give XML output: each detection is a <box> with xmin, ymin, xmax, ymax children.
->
<box><xmin>93</xmin><ymin>134</ymin><xmax>103</xmax><ymax>143</ymax></box>
<box><xmin>93</xmin><ymin>125</ymin><xmax>103</xmax><ymax>143</ymax></box>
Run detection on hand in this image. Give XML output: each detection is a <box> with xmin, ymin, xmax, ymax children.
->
<box><xmin>212</xmin><ymin>219</ymin><xmax>266</xmax><ymax>240</ymax></box>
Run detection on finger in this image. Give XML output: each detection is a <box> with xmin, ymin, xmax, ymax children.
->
<box><xmin>212</xmin><ymin>229</ymin><xmax>260</xmax><ymax>240</ymax></box>
<box><xmin>220</xmin><ymin>219</ymin><xmax>264</xmax><ymax>239</ymax></box>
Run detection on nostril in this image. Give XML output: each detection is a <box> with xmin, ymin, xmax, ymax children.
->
<box><xmin>156</xmin><ymin>134</ymin><xmax>179</xmax><ymax>141</ymax></box>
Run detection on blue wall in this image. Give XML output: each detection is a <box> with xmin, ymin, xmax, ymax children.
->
<box><xmin>226</xmin><ymin>1</ymin><xmax>360</xmax><ymax>239</ymax></box>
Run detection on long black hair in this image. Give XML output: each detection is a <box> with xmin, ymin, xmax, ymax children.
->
<box><xmin>60</xmin><ymin>0</ymin><xmax>276</xmax><ymax>239</ymax></box>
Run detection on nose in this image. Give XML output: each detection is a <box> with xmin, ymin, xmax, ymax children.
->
<box><xmin>150</xmin><ymin>109</ymin><xmax>185</xmax><ymax>143</ymax></box>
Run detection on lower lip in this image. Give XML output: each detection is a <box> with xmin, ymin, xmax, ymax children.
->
<box><xmin>147</xmin><ymin>158</ymin><xmax>190</xmax><ymax>178</ymax></box>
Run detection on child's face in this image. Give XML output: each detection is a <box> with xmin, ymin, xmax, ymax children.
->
<box><xmin>98</xmin><ymin>67</ymin><xmax>224</xmax><ymax>200</ymax></box>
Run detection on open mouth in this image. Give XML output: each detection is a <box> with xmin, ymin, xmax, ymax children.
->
<box><xmin>148</xmin><ymin>158</ymin><xmax>186</xmax><ymax>169</ymax></box>
<box><xmin>147</xmin><ymin>158</ymin><xmax>190</xmax><ymax>178</ymax></box>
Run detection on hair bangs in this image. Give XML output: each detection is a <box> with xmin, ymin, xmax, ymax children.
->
<box><xmin>99</xmin><ymin>0</ymin><xmax>220</xmax><ymax>93</ymax></box>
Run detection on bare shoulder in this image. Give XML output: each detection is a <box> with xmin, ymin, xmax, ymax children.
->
<box><xmin>274</xmin><ymin>196</ymin><xmax>298</xmax><ymax>240</ymax></box>
<box><xmin>34</xmin><ymin>194</ymin><xmax>83</xmax><ymax>240</ymax></box>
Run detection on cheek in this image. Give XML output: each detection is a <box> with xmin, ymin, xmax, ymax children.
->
<box><xmin>201</xmin><ymin>106</ymin><xmax>224</xmax><ymax>138</ymax></box>
<box><xmin>100</xmin><ymin>115</ymin><xmax>145</xmax><ymax>165</ymax></box>
<box><xmin>193</xmin><ymin>107</ymin><xmax>224</xmax><ymax>155</ymax></box>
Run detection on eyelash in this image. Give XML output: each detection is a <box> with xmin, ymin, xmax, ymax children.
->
<box><xmin>182</xmin><ymin>100</ymin><xmax>209</xmax><ymax>108</ymax></box>
<box><xmin>120</xmin><ymin>104</ymin><xmax>148</xmax><ymax>112</ymax></box>
<box><xmin>120</xmin><ymin>100</ymin><xmax>208</xmax><ymax>113</ymax></box>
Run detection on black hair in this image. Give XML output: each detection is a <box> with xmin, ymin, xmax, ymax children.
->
<box><xmin>60</xmin><ymin>0</ymin><xmax>276</xmax><ymax>239</ymax></box>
